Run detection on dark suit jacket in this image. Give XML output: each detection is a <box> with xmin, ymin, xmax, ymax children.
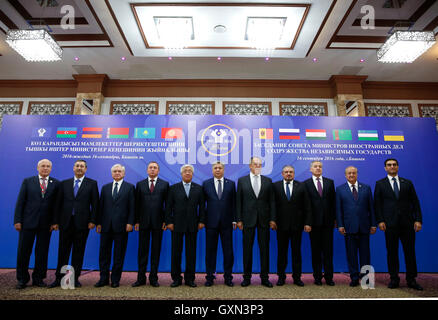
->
<box><xmin>273</xmin><ymin>180</ymin><xmax>312</xmax><ymax>231</ymax></box>
<box><xmin>135</xmin><ymin>177</ymin><xmax>169</xmax><ymax>230</ymax></box>
<box><xmin>54</xmin><ymin>177</ymin><xmax>99</xmax><ymax>230</ymax></box>
<box><xmin>165</xmin><ymin>181</ymin><xmax>206</xmax><ymax>233</ymax></box>
<box><xmin>97</xmin><ymin>181</ymin><xmax>135</xmax><ymax>233</ymax></box>
<box><xmin>303</xmin><ymin>177</ymin><xmax>336</xmax><ymax>228</ymax></box>
<box><xmin>236</xmin><ymin>175</ymin><xmax>276</xmax><ymax>228</ymax></box>
<box><xmin>14</xmin><ymin>176</ymin><xmax>60</xmax><ymax>229</ymax></box>
<box><xmin>202</xmin><ymin>178</ymin><xmax>236</xmax><ymax>229</ymax></box>
<box><xmin>336</xmin><ymin>182</ymin><xmax>376</xmax><ymax>234</ymax></box>
<box><xmin>374</xmin><ymin>177</ymin><xmax>422</xmax><ymax>228</ymax></box>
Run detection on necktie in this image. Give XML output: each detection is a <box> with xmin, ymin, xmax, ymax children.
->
<box><xmin>74</xmin><ymin>179</ymin><xmax>80</xmax><ymax>197</ymax></box>
<box><xmin>392</xmin><ymin>177</ymin><xmax>399</xmax><ymax>199</ymax></box>
<box><xmin>40</xmin><ymin>178</ymin><xmax>47</xmax><ymax>198</ymax></box>
<box><xmin>150</xmin><ymin>179</ymin><xmax>155</xmax><ymax>193</ymax></box>
<box><xmin>316</xmin><ymin>177</ymin><xmax>323</xmax><ymax>197</ymax></box>
<box><xmin>352</xmin><ymin>184</ymin><xmax>358</xmax><ymax>201</ymax></box>
<box><xmin>217</xmin><ymin>179</ymin><xmax>223</xmax><ymax>199</ymax></box>
<box><xmin>286</xmin><ymin>181</ymin><xmax>291</xmax><ymax>201</ymax></box>
<box><xmin>253</xmin><ymin>175</ymin><xmax>260</xmax><ymax>198</ymax></box>
<box><xmin>184</xmin><ymin>183</ymin><xmax>190</xmax><ymax>197</ymax></box>
<box><xmin>113</xmin><ymin>182</ymin><xmax>118</xmax><ymax>200</ymax></box>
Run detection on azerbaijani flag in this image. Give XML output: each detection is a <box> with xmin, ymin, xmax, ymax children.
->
<box><xmin>82</xmin><ymin>127</ymin><xmax>103</xmax><ymax>138</ymax></box>
<box><xmin>161</xmin><ymin>128</ymin><xmax>183</xmax><ymax>139</ymax></box>
<box><xmin>257</xmin><ymin>128</ymin><xmax>273</xmax><ymax>139</ymax></box>
<box><xmin>306</xmin><ymin>129</ymin><xmax>326</xmax><ymax>140</ymax></box>
<box><xmin>333</xmin><ymin>129</ymin><xmax>352</xmax><ymax>141</ymax></box>
<box><xmin>358</xmin><ymin>130</ymin><xmax>378</xmax><ymax>141</ymax></box>
<box><xmin>134</xmin><ymin>128</ymin><xmax>155</xmax><ymax>139</ymax></box>
<box><xmin>279</xmin><ymin>129</ymin><xmax>300</xmax><ymax>140</ymax></box>
<box><xmin>107</xmin><ymin>128</ymin><xmax>129</xmax><ymax>139</ymax></box>
<box><xmin>57</xmin><ymin>127</ymin><xmax>77</xmax><ymax>138</ymax></box>
<box><xmin>384</xmin><ymin>130</ymin><xmax>404</xmax><ymax>141</ymax></box>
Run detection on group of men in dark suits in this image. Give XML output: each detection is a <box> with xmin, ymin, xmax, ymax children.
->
<box><xmin>13</xmin><ymin>157</ymin><xmax>424</xmax><ymax>291</ymax></box>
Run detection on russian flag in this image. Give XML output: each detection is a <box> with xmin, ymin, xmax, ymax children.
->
<box><xmin>279</xmin><ymin>129</ymin><xmax>300</xmax><ymax>140</ymax></box>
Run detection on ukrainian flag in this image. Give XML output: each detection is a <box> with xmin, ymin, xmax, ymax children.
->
<box><xmin>134</xmin><ymin>128</ymin><xmax>155</xmax><ymax>139</ymax></box>
<box><xmin>384</xmin><ymin>130</ymin><xmax>404</xmax><ymax>141</ymax></box>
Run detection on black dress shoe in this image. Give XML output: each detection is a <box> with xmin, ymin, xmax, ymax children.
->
<box><xmin>349</xmin><ymin>280</ymin><xmax>360</xmax><ymax>287</ymax></box>
<box><xmin>94</xmin><ymin>280</ymin><xmax>109</xmax><ymax>288</ymax></box>
<box><xmin>75</xmin><ymin>280</ymin><xmax>82</xmax><ymax>288</ymax></box>
<box><xmin>225</xmin><ymin>280</ymin><xmax>234</xmax><ymax>287</ymax></box>
<box><xmin>276</xmin><ymin>278</ymin><xmax>285</xmax><ymax>286</ymax></box>
<box><xmin>15</xmin><ymin>282</ymin><xmax>27</xmax><ymax>290</ymax></box>
<box><xmin>388</xmin><ymin>281</ymin><xmax>400</xmax><ymax>289</ymax></box>
<box><xmin>325</xmin><ymin>279</ymin><xmax>335</xmax><ymax>286</ymax></box>
<box><xmin>111</xmin><ymin>282</ymin><xmax>119</xmax><ymax>288</ymax></box>
<box><xmin>48</xmin><ymin>279</ymin><xmax>61</xmax><ymax>288</ymax></box>
<box><xmin>241</xmin><ymin>279</ymin><xmax>251</xmax><ymax>287</ymax></box>
<box><xmin>205</xmin><ymin>280</ymin><xmax>214</xmax><ymax>287</ymax></box>
<box><xmin>261</xmin><ymin>280</ymin><xmax>273</xmax><ymax>288</ymax></box>
<box><xmin>150</xmin><ymin>281</ymin><xmax>160</xmax><ymax>287</ymax></box>
<box><xmin>171</xmin><ymin>280</ymin><xmax>182</xmax><ymax>288</ymax></box>
<box><xmin>314</xmin><ymin>279</ymin><xmax>323</xmax><ymax>286</ymax></box>
<box><xmin>32</xmin><ymin>280</ymin><xmax>47</xmax><ymax>287</ymax></box>
<box><xmin>407</xmin><ymin>281</ymin><xmax>423</xmax><ymax>291</ymax></box>
<box><xmin>132</xmin><ymin>280</ymin><xmax>146</xmax><ymax>287</ymax></box>
<box><xmin>294</xmin><ymin>279</ymin><xmax>305</xmax><ymax>287</ymax></box>
<box><xmin>185</xmin><ymin>281</ymin><xmax>197</xmax><ymax>288</ymax></box>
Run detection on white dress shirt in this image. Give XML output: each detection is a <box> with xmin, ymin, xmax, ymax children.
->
<box><xmin>347</xmin><ymin>181</ymin><xmax>359</xmax><ymax>193</ymax></box>
<box><xmin>112</xmin><ymin>179</ymin><xmax>123</xmax><ymax>194</ymax></box>
<box><xmin>73</xmin><ymin>176</ymin><xmax>85</xmax><ymax>189</ymax></box>
<box><xmin>387</xmin><ymin>175</ymin><xmax>400</xmax><ymax>191</ymax></box>
<box><xmin>312</xmin><ymin>175</ymin><xmax>323</xmax><ymax>190</ymax></box>
<box><xmin>284</xmin><ymin>180</ymin><xmax>293</xmax><ymax>196</ymax></box>
<box><xmin>214</xmin><ymin>177</ymin><xmax>224</xmax><ymax>195</ymax></box>
<box><xmin>250</xmin><ymin>172</ymin><xmax>261</xmax><ymax>195</ymax></box>
<box><xmin>148</xmin><ymin>176</ymin><xmax>158</xmax><ymax>188</ymax></box>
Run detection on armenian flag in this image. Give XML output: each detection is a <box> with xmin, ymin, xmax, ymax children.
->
<box><xmin>82</xmin><ymin>127</ymin><xmax>103</xmax><ymax>138</ymax></box>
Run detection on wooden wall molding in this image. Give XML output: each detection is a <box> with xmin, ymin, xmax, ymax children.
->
<box><xmin>0</xmin><ymin>80</ymin><xmax>77</xmax><ymax>97</ymax></box>
<box><xmin>363</xmin><ymin>81</ymin><xmax>438</xmax><ymax>100</ymax></box>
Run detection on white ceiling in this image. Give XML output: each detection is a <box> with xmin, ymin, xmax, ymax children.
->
<box><xmin>0</xmin><ymin>0</ymin><xmax>437</xmax><ymax>82</ymax></box>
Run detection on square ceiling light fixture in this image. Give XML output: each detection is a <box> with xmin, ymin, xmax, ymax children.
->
<box><xmin>6</xmin><ymin>29</ymin><xmax>62</xmax><ymax>62</ymax></box>
<box><xmin>154</xmin><ymin>16</ymin><xmax>194</xmax><ymax>49</ymax></box>
<box><xmin>245</xmin><ymin>17</ymin><xmax>287</xmax><ymax>50</ymax></box>
<box><xmin>377</xmin><ymin>31</ymin><xmax>436</xmax><ymax>63</ymax></box>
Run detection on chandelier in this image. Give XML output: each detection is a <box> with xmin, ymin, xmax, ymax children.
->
<box><xmin>6</xmin><ymin>29</ymin><xmax>62</xmax><ymax>62</ymax></box>
<box><xmin>377</xmin><ymin>31</ymin><xmax>436</xmax><ymax>63</ymax></box>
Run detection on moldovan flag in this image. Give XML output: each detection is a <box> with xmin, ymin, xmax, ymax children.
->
<box><xmin>279</xmin><ymin>129</ymin><xmax>300</xmax><ymax>140</ymax></box>
<box><xmin>257</xmin><ymin>128</ymin><xmax>273</xmax><ymax>139</ymax></box>
<box><xmin>305</xmin><ymin>129</ymin><xmax>326</xmax><ymax>140</ymax></box>
<box><xmin>107</xmin><ymin>128</ymin><xmax>129</xmax><ymax>139</ymax></box>
<box><xmin>134</xmin><ymin>128</ymin><xmax>155</xmax><ymax>139</ymax></box>
<box><xmin>161</xmin><ymin>128</ymin><xmax>183</xmax><ymax>139</ymax></box>
<box><xmin>358</xmin><ymin>130</ymin><xmax>378</xmax><ymax>141</ymax></box>
<box><xmin>384</xmin><ymin>130</ymin><xmax>404</xmax><ymax>141</ymax></box>
<box><xmin>82</xmin><ymin>127</ymin><xmax>103</xmax><ymax>138</ymax></box>
<box><xmin>57</xmin><ymin>127</ymin><xmax>77</xmax><ymax>138</ymax></box>
<box><xmin>333</xmin><ymin>129</ymin><xmax>352</xmax><ymax>141</ymax></box>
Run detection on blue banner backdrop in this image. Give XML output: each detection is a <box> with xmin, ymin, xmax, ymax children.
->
<box><xmin>1</xmin><ymin>115</ymin><xmax>437</xmax><ymax>273</ymax></box>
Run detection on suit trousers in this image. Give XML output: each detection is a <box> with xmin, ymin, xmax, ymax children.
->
<box><xmin>276</xmin><ymin>229</ymin><xmax>303</xmax><ymax>280</ymax></box>
<box><xmin>242</xmin><ymin>226</ymin><xmax>270</xmax><ymax>281</ymax></box>
<box><xmin>16</xmin><ymin>228</ymin><xmax>52</xmax><ymax>283</ymax></box>
<box><xmin>384</xmin><ymin>225</ymin><xmax>417</xmax><ymax>282</ymax></box>
<box><xmin>55</xmin><ymin>216</ymin><xmax>90</xmax><ymax>281</ymax></box>
<box><xmin>344</xmin><ymin>233</ymin><xmax>370</xmax><ymax>281</ymax></box>
<box><xmin>137</xmin><ymin>228</ymin><xmax>163</xmax><ymax>282</ymax></box>
<box><xmin>309</xmin><ymin>226</ymin><xmax>334</xmax><ymax>281</ymax></box>
<box><xmin>205</xmin><ymin>227</ymin><xmax>234</xmax><ymax>281</ymax></box>
<box><xmin>99</xmin><ymin>229</ymin><xmax>128</xmax><ymax>284</ymax></box>
<box><xmin>171</xmin><ymin>231</ymin><xmax>197</xmax><ymax>282</ymax></box>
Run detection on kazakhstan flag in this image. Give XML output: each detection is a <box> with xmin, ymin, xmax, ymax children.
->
<box><xmin>134</xmin><ymin>128</ymin><xmax>155</xmax><ymax>139</ymax></box>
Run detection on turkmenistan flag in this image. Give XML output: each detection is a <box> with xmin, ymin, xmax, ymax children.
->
<box><xmin>134</xmin><ymin>128</ymin><xmax>155</xmax><ymax>139</ymax></box>
<box><xmin>358</xmin><ymin>130</ymin><xmax>378</xmax><ymax>141</ymax></box>
<box><xmin>333</xmin><ymin>129</ymin><xmax>352</xmax><ymax>141</ymax></box>
<box><xmin>57</xmin><ymin>127</ymin><xmax>77</xmax><ymax>138</ymax></box>
<box><xmin>107</xmin><ymin>128</ymin><xmax>129</xmax><ymax>139</ymax></box>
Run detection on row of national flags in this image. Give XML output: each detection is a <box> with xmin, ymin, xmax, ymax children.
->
<box><xmin>256</xmin><ymin>128</ymin><xmax>404</xmax><ymax>141</ymax></box>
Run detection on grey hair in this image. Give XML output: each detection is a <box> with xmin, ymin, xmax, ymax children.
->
<box><xmin>212</xmin><ymin>161</ymin><xmax>224</xmax><ymax>169</ymax></box>
<box><xmin>181</xmin><ymin>164</ymin><xmax>194</xmax><ymax>174</ymax></box>
<box><xmin>37</xmin><ymin>159</ymin><xmax>52</xmax><ymax>167</ymax></box>
<box><xmin>111</xmin><ymin>164</ymin><xmax>125</xmax><ymax>172</ymax></box>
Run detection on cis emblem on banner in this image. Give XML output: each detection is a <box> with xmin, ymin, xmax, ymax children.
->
<box><xmin>201</xmin><ymin>124</ymin><xmax>237</xmax><ymax>156</ymax></box>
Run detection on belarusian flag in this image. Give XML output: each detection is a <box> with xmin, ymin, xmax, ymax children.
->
<box><xmin>107</xmin><ymin>128</ymin><xmax>129</xmax><ymax>139</ymax></box>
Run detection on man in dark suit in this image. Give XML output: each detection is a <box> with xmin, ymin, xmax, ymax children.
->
<box><xmin>166</xmin><ymin>164</ymin><xmax>205</xmax><ymax>288</ymax></box>
<box><xmin>236</xmin><ymin>156</ymin><xmax>276</xmax><ymax>288</ymax></box>
<box><xmin>132</xmin><ymin>161</ymin><xmax>169</xmax><ymax>288</ymax></box>
<box><xmin>374</xmin><ymin>158</ymin><xmax>423</xmax><ymax>290</ymax></box>
<box><xmin>95</xmin><ymin>164</ymin><xmax>135</xmax><ymax>288</ymax></box>
<box><xmin>49</xmin><ymin>159</ymin><xmax>99</xmax><ymax>288</ymax></box>
<box><xmin>303</xmin><ymin>161</ymin><xmax>336</xmax><ymax>286</ymax></box>
<box><xmin>202</xmin><ymin>161</ymin><xmax>236</xmax><ymax>287</ymax></box>
<box><xmin>336</xmin><ymin>166</ymin><xmax>376</xmax><ymax>287</ymax></box>
<box><xmin>273</xmin><ymin>165</ymin><xmax>311</xmax><ymax>287</ymax></box>
<box><xmin>14</xmin><ymin>159</ymin><xmax>60</xmax><ymax>289</ymax></box>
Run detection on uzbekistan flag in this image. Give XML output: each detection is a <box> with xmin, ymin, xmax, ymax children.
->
<box><xmin>107</xmin><ymin>128</ymin><xmax>129</xmax><ymax>139</ymax></box>
<box><xmin>256</xmin><ymin>128</ymin><xmax>273</xmax><ymax>139</ymax></box>
<box><xmin>279</xmin><ymin>129</ymin><xmax>300</xmax><ymax>140</ymax></box>
<box><xmin>358</xmin><ymin>130</ymin><xmax>378</xmax><ymax>141</ymax></box>
<box><xmin>306</xmin><ymin>129</ymin><xmax>326</xmax><ymax>140</ymax></box>
<box><xmin>333</xmin><ymin>129</ymin><xmax>352</xmax><ymax>141</ymax></box>
<box><xmin>161</xmin><ymin>128</ymin><xmax>183</xmax><ymax>139</ymax></box>
<box><xmin>134</xmin><ymin>128</ymin><xmax>155</xmax><ymax>139</ymax></box>
<box><xmin>57</xmin><ymin>127</ymin><xmax>77</xmax><ymax>138</ymax></box>
<box><xmin>384</xmin><ymin>130</ymin><xmax>404</xmax><ymax>141</ymax></box>
<box><xmin>82</xmin><ymin>127</ymin><xmax>103</xmax><ymax>138</ymax></box>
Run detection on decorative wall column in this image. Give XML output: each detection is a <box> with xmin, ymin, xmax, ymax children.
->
<box><xmin>73</xmin><ymin>74</ymin><xmax>108</xmax><ymax>115</ymax></box>
<box><xmin>329</xmin><ymin>75</ymin><xmax>368</xmax><ymax>116</ymax></box>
